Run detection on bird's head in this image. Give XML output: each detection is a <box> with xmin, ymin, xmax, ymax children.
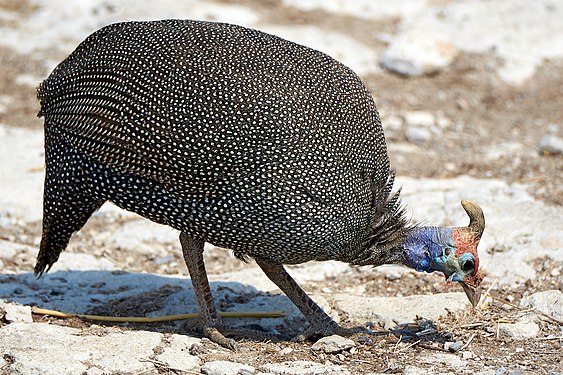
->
<box><xmin>402</xmin><ymin>200</ymin><xmax>485</xmax><ymax>307</ymax></box>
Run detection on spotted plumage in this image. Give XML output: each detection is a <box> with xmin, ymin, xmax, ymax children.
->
<box><xmin>36</xmin><ymin>19</ymin><xmax>400</xmax><ymax>272</ymax></box>
<box><xmin>36</xmin><ymin>20</ymin><xmax>484</xmax><ymax>348</ymax></box>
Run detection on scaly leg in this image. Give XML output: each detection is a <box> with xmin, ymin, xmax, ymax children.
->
<box><xmin>255</xmin><ymin>258</ymin><xmax>354</xmax><ymax>341</ymax></box>
<box><xmin>179</xmin><ymin>232</ymin><xmax>239</xmax><ymax>350</ymax></box>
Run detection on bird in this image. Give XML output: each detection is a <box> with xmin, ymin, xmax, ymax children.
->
<box><xmin>35</xmin><ymin>19</ymin><xmax>484</xmax><ymax>350</ymax></box>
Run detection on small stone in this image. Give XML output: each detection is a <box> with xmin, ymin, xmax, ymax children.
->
<box><xmin>85</xmin><ymin>368</ymin><xmax>104</xmax><ymax>375</ymax></box>
<box><xmin>498</xmin><ymin>320</ymin><xmax>540</xmax><ymax>340</ymax></box>
<box><xmin>260</xmin><ymin>360</ymin><xmax>345</xmax><ymax>374</ymax></box>
<box><xmin>404</xmin><ymin>111</ymin><xmax>435</xmax><ymax>127</ymax></box>
<box><xmin>461</xmin><ymin>351</ymin><xmax>474</xmax><ymax>359</ymax></box>
<box><xmin>538</xmin><ymin>134</ymin><xmax>563</xmax><ymax>155</ymax></box>
<box><xmin>1</xmin><ymin>302</ymin><xmax>33</xmax><ymax>323</ymax></box>
<box><xmin>405</xmin><ymin>127</ymin><xmax>432</xmax><ymax>144</ymax></box>
<box><xmin>201</xmin><ymin>360</ymin><xmax>255</xmax><ymax>375</ymax></box>
<box><xmin>495</xmin><ymin>368</ymin><xmax>508</xmax><ymax>375</ymax></box>
<box><xmin>551</xmin><ymin>268</ymin><xmax>561</xmax><ymax>277</ymax></box>
<box><xmin>520</xmin><ymin>290</ymin><xmax>563</xmax><ymax>321</ymax></box>
<box><xmin>278</xmin><ymin>347</ymin><xmax>294</xmax><ymax>355</ymax></box>
<box><xmin>189</xmin><ymin>343</ymin><xmax>207</xmax><ymax>356</ymax></box>
<box><xmin>311</xmin><ymin>335</ymin><xmax>355</xmax><ymax>354</ymax></box>
<box><xmin>445</xmin><ymin>341</ymin><xmax>463</xmax><ymax>352</ymax></box>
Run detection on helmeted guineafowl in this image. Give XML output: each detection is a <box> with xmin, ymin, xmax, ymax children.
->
<box><xmin>35</xmin><ymin>20</ymin><xmax>484</xmax><ymax>349</ymax></box>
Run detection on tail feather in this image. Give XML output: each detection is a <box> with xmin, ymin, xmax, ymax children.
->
<box><xmin>36</xmin><ymin>125</ymin><xmax>105</xmax><ymax>276</ymax></box>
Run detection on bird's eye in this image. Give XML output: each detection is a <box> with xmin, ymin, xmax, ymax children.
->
<box><xmin>462</xmin><ymin>259</ymin><xmax>474</xmax><ymax>271</ymax></box>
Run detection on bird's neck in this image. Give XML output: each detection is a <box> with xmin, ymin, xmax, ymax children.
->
<box><xmin>398</xmin><ymin>226</ymin><xmax>453</xmax><ymax>273</ymax></box>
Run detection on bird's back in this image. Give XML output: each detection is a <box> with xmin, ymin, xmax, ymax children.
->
<box><xmin>38</xmin><ymin>20</ymin><xmax>392</xmax><ymax>264</ymax></box>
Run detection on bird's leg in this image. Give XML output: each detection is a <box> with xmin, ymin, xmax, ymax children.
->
<box><xmin>255</xmin><ymin>258</ymin><xmax>354</xmax><ymax>341</ymax></box>
<box><xmin>179</xmin><ymin>232</ymin><xmax>239</xmax><ymax>350</ymax></box>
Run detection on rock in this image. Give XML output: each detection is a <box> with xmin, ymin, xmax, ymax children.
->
<box><xmin>0</xmin><ymin>300</ymin><xmax>33</xmax><ymax>323</ymax></box>
<box><xmin>421</xmin><ymin>353</ymin><xmax>468</xmax><ymax>368</ymax></box>
<box><xmin>405</xmin><ymin>127</ymin><xmax>432</xmax><ymax>144</ymax></box>
<box><xmin>380</xmin><ymin>32</ymin><xmax>457</xmax><ymax>76</ymax></box>
<box><xmin>311</xmin><ymin>335</ymin><xmax>355</xmax><ymax>354</ymax></box>
<box><xmin>334</xmin><ymin>292</ymin><xmax>469</xmax><ymax>329</ymax></box>
<box><xmin>382</xmin><ymin>115</ymin><xmax>404</xmax><ymax>139</ymax></box>
<box><xmin>461</xmin><ymin>351</ymin><xmax>474</xmax><ymax>359</ymax></box>
<box><xmin>201</xmin><ymin>360</ymin><xmax>255</xmax><ymax>375</ymax></box>
<box><xmin>84</xmin><ymin>368</ymin><xmax>105</xmax><ymax>375</ymax></box>
<box><xmin>404</xmin><ymin>111</ymin><xmax>436</xmax><ymax>128</ymax></box>
<box><xmin>278</xmin><ymin>347</ymin><xmax>294</xmax><ymax>355</ymax></box>
<box><xmin>520</xmin><ymin>290</ymin><xmax>563</xmax><ymax>321</ymax></box>
<box><xmin>0</xmin><ymin>323</ymin><xmax>163</xmax><ymax>374</ymax></box>
<box><xmin>444</xmin><ymin>341</ymin><xmax>463</xmax><ymax>352</ymax></box>
<box><xmin>259</xmin><ymin>360</ymin><xmax>349</xmax><ymax>375</ymax></box>
<box><xmin>404</xmin><ymin>366</ymin><xmax>433</xmax><ymax>375</ymax></box>
<box><xmin>498</xmin><ymin>319</ymin><xmax>540</xmax><ymax>339</ymax></box>
<box><xmin>155</xmin><ymin>334</ymin><xmax>201</xmax><ymax>373</ymax></box>
<box><xmin>538</xmin><ymin>134</ymin><xmax>563</xmax><ymax>155</ymax></box>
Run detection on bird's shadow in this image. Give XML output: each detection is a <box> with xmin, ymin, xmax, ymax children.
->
<box><xmin>0</xmin><ymin>270</ymin><xmax>306</xmax><ymax>339</ymax></box>
<box><xmin>0</xmin><ymin>270</ymin><xmax>455</xmax><ymax>346</ymax></box>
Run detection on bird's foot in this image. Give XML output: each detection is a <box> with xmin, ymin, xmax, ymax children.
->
<box><xmin>182</xmin><ymin>320</ymin><xmax>240</xmax><ymax>351</ymax></box>
<box><xmin>292</xmin><ymin>320</ymin><xmax>363</xmax><ymax>342</ymax></box>
<box><xmin>183</xmin><ymin>321</ymin><xmax>289</xmax><ymax>350</ymax></box>
<box><xmin>204</xmin><ymin>326</ymin><xmax>240</xmax><ymax>351</ymax></box>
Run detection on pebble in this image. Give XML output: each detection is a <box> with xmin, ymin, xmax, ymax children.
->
<box><xmin>538</xmin><ymin>134</ymin><xmax>563</xmax><ymax>155</ymax></box>
<box><xmin>311</xmin><ymin>335</ymin><xmax>355</xmax><ymax>354</ymax></box>
<box><xmin>444</xmin><ymin>341</ymin><xmax>463</xmax><ymax>352</ymax></box>
<box><xmin>404</xmin><ymin>111</ymin><xmax>435</xmax><ymax>127</ymax></box>
<box><xmin>259</xmin><ymin>360</ymin><xmax>348</xmax><ymax>375</ymax></box>
<box><xmin>405</xmin><ymin>127</ymin><xmax>432</xmax><ymax>144</ymax></box>
<box><xmin>520</xmin><ymin>290</ymin><xmax>563</xmax><ymax>321</ymax></box>
<box><xmin>461</xmin><ymin>351</ymin><xmax>474</xmax><ymax>359</ymax></box>
<box><xmin>278</xmin><ymin>347</ymin><xmax>294</xmax><ymax>355</ymax></box>
<box><xmin>498</xmin><ymin>319</ymin><xmax>540</xmax><ymax>340</ymax></box>
<box><xmin>201</xmin><ymin>361</ymin><xmax>255</xmax><ymax>375</ymax></box>
<box><xmin>1</xmin><ymin>301</ymin><xmax>33</xmax><ymax>323</ymax></box>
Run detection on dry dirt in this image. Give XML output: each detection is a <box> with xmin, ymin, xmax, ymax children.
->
<box><xmin>0</xmin><ymin>0</ymin><xmax>562</xmax><ymax>374</ymax></box>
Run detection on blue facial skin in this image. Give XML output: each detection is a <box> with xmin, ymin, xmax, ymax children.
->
<box><xmin>401</xmin><ymin>227</ymin><xmax>456</xmax><ymax>275</ymax></box>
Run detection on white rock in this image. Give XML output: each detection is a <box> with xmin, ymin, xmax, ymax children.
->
<box><xmin>499</xmin><ymin>319</ymin><xmax>540</xmax><ymax>340</ymax></box>
<box><xmin>0</xmin><ymin>323</ymin><xmax>162</xmax><ymax>374</ymax></box>
<box><xmin>520</xmin><ymin>290</ymin><xmax>563</xmax><ymax>322</ymax></box>
<box><xmin>381</xmin><ymin>32</ymin><xmax>457</xmax><ymax>76</ymax></box>
<box><xmin>405</xmin><ymin>126</ymin><xmax>432</xmax><ymax>144</ymax></box>
<box><xmin>380</xmin><ymin>0</ymin><xmax>563</xmax><ymax>85</ymax></box>
<box><xmin>538</xmin><ymin>134</ymin><xmax>563</xmax><ymax>155</ymax></box>
<box><xmin>1</xmin><ymin>301</ymin><xmax>33</xmax><ymax>323</ymax></box>
<box><xmin>334</xmin><ymin>292</ymin><xmax>469</xmax><ymax>329</ymax></box>
<box><xmin>404</xmin><ymin>366</ymin><xmax>437</xmax><ymax>375</ymax></box>
<box><xmin>311</xmin><ymin>335</ymin><xmax>355</xmax><ymax>353</ymax></box>
<box><xmin>202</xmin><ymin>360</ymin><xmax>255</xmax><ymax>375</ymax></box>
<box><xmin>260</xmin><ymin>360</ymin><xmax>349</xmax><ymax>375</ymax></box>
<box><xmin>49</xmin><ymin>252</ymin><xmax>116</xmax><ymax>272</ymax></box>
<box><xmin>404</xmin><ymin>111</ymin><xmax>436</xmax><ymax>128</ymax></box>
<box><xmin>421</xmin><ymin>353</ymin><xmax>468</xmax><ymax>368</ymax></box>
<box><xmin>155</xmin><ymin>334</ymin><xmax>202</xmax><ymax>373</ymax></box>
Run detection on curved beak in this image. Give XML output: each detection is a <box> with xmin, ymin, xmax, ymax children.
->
<box><xmin>448</xmin><ymin>270</ymin><xmax>482</xmax><ymax>307</ymax></box>
<box><xmin>460</xmin><ymin>280</ymin><xmax>481</xmax><ymax>307</ymax></box>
